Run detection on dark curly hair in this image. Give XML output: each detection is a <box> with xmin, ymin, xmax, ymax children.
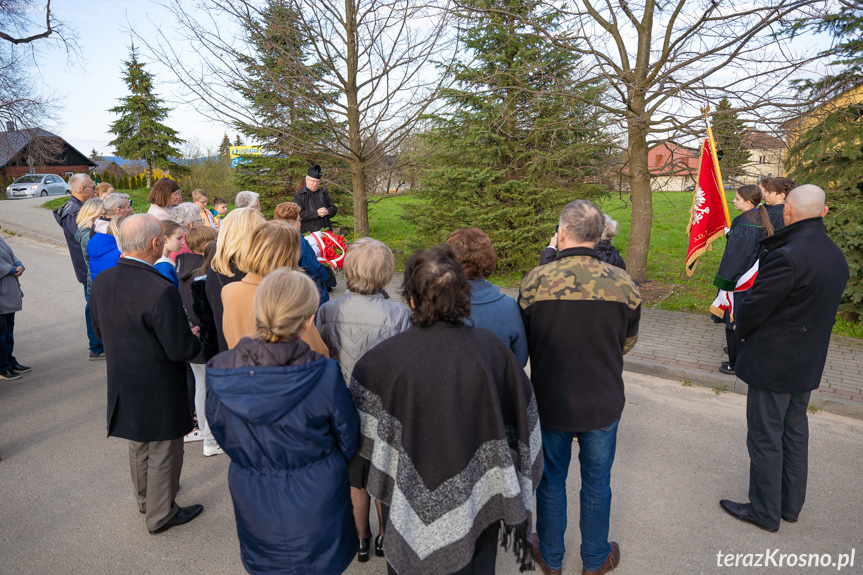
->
<box><xmin>402</xmin><ymin>245</ymin><xmax>472</xmax><ymax>327</ymax></box>
<box><xmin>445</xmin><ymin>227</ymin><xmax>497</xmax><ymax>280</ymax></box>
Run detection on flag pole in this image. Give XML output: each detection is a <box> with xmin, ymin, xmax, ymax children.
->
<box><xmin>702</xmin><ymin>106</ymin><xmax>732</xmax><ymax>228</ymax></box>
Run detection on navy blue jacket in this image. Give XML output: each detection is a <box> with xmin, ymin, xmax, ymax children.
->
<box><xmin>53</xmin><ymin>196</ymin><xmax>87</xmax><ymax>283</ymax></box>
<box><xmin>467</xmin><ymin>278</ymin><xmax>528</xmax><ymax>366</ymax></box>
<box><xmin>299</xmin><ymin>238</ymin><xmax>329</xmax><ymax>306</ymax></box>
<box><xmin>206</xmin><ymin>338</ymin><xmax>359</xmax><ymax>575</ymax></box>
<box><xmin>736</xmin><ymin>218</ymin><xmax>848</xmax><ymax>394</ymax></box>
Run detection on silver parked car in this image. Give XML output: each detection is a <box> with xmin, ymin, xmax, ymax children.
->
<box><xmin>5</xmin><ymin>174</ymin><xmax>71</xmax><ymax>199</ymax></box>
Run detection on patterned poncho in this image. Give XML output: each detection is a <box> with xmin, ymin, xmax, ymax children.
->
<box><xmin>350</xmin><ymin>322</ymin><xmax>543</xmax><ymax>575</ymax></box>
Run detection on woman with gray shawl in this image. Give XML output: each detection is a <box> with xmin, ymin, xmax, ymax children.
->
<box><xmin>0</xmin><ymin>234</ymin><xmax>28</xmax><ymax>381</ymax></box>
<box><xmin>350</xmin><ymin>245</ymin><xmax>543</xmax><ymax>575</ymax></box>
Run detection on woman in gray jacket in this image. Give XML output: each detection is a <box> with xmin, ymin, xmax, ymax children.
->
<box><xmin>0</xmin><ymin>234</ymin><xmax>27</xmax><ymax>381</ymax></box>
<box><xmin>316</xmin><ymin>237</ymin><xmax>410</xmax><ymax>563</ymax></box>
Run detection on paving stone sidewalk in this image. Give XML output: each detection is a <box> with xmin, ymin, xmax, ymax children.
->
<box><xmin>4</xmin><ymin>195</ymin><xmax>862</xmax><ymax>418</ymax></box>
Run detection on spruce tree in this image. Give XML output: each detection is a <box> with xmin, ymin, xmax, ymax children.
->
<box><xmin>710</xmin><ymin>97</ymin><xmax>750</xmax><ymax>183</ymax></box>
<box><xmin>787</xmin><ymin>1</ymin><xmax>863</xmax><ymax>317</ymax></box>
<box><xmin>108</xmin><ymin>45</ymin><xmax>187</xmax><ymax>188</ymax></box>
<box><xmin>406</xmin><ymin>0</ymin><xmax>612</xmax><ymax>272</ymax></box>
<box><xmin>231</xmin><ymin>0</ymin><xmax>350</xmax><ymax>218</ymax></box>
<box><xmin>218</xmin><ymin>134</ymin><xmax>231</xmax><ymax>160</ymax></box>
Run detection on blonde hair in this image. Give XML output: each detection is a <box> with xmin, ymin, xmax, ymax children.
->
<box><xmin>186</xmin><ymin>225</ymin><xmax>218</xmax><ymax>254</ymax></box>
<box><xmin>212</xmin><ymin>207</ymin><xmax>266</xmax><ymax>277</ymax></box>
<box><xmin>239</xmin><ymin>221</ymin><xmax>301</xmax><ymax>276</ymax></box>
<box><xmin>345</xmin><ymin>237</ymin><xmax>393</xmax><ymax>295</ymax></box>
<box><xmin>108</xmin><ymin>215</ymin><xmax>126</xmax><ymax>238</ymax></box>
<box><xmin>254</xmin><ymin>268</ymin><xmax>319</xmax><ymax>343</ymax></box>
<box><xmin>95</xmin><ymin>182</ymin><xmax>114</xmax><ymax>198</ymax></box>
<box><xmin>192</xmin><ymin>189</ymin><xmax>209</xmax><ymax>202</ymax></box>
<box><xmin>76</xmin><ymin>198</ymin><xmax>104</xmax><ymax>229</ymax></box>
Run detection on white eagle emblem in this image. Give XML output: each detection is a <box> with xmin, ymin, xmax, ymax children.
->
<box><xmin>692</xmin><ymin>186</ymin><xmax>710</xmax><ymax>224</ymax></box>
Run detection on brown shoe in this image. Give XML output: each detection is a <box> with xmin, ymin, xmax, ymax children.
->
<box><xmin>530</xmin><ymin>533</ymin><xmax>562</xmax><ymax>575</ymax></box>
<box><xmin>582</xmin><ymin>542</ymin><xmax>620</xmax><ymax>575</ymax></box>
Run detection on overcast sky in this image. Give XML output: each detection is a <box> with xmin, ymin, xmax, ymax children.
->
<box><xmin>35</xmin><ymin>0</ymin><xmax>229</xmax><ymax>157</ymax></box>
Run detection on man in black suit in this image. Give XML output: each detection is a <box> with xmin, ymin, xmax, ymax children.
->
<box><xmin>293</xmin><ymin>164</ymin><xmax>337</xmax><ymax>233</ymax></box>
<box><xmin>720</xmin><ymin>185</ymin><xmax>849</xmax><ymax>532</ymax></box>
<box><xmin>90</xmin><ymin>214</ymin><xmax>204</xmax><ymax>534</ymax></box>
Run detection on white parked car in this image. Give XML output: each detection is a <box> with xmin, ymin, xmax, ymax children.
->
<box><xmin>5</xmin><ymin>174</ymin><xmax>71</xmax><ymax>199</ymax></box>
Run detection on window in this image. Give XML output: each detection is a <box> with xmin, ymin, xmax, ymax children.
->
<box><xmin>759</xmin><ymin>156</ymin><xmax>766</xmax><ymax>165</ymax></box>
<box><xmin>655</xmin><ymin>154</ymin><xmax>664</xmax><ymax>167</ymax></box>
<box><xmin>64</xmin><ymin>172</ymin><xmax>73</xmax><ymax>179</ymax></box>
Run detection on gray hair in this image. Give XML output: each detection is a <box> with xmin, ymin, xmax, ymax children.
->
<box><xmin>601</xmin><ymin>213</ymin><xmax>619</xmax><ymax>241</ymax></box>
<box><xmin>103</xmin><ymin>192</ymin><xmax>130</xmax><ymax>215</ymax></box>
<box><xmin>559</xmin><ymin>200</ymin><xmax>604</xmax><ymax>244</ymax></box>
<box><xmin>235</xmin><ymin>190</ymin><xmax>260</xmax><ymax>209</ymax></box>
<box><xmin>171</xmin><ymin>202</ymin><xmax>202</xmax><ymax>230</ymax></box>
<box><xmin>68</xmin><ymin>173</ymin><xmax>91</xmax><ymax>193</ymax></box>
<box><xmin>119</xmin><ymin>214</ymin><xmax>163</xmax><ymax>254</ymax></box>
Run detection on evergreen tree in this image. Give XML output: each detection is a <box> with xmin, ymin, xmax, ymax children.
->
<box><xmin>231</xmin><ymin>0</ymin><xmax>351</xmax><ymax>218</ymax></box>
<box><xmin>710</xmin><ymin>97</ymin><xmax>750</xmax><ymax>183</ymax></box>
<box><xmin>108</xmin><ymin>45</ymin><xmax>188</xmax><ymax>188</ymax></box>
<box><xmin>218</xmin><ymin>134</ymin><xmax>231</xmax><ymax>159</ymax></box>
<box><xmin>406</xmin><ymin>0</ymin><xmax>612</xmax><ymax>272</ymax></box>
<box><xmin>787</xmin><ymin>1</ymin><xmax>863</xmax><ymax>318</ymax></box>
<box><xmin>233</xmin><ymin>134</ymin><xmax>243</xmax><ymax>147</ymax></box>
<box><xmin>89</xmin><ymin>149</ymin><xmax>103</xmax><ymax>162</ymax></box>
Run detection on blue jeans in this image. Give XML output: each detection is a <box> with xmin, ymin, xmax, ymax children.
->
<box><xmin>0</xmin><ymin>312</ymin><xmax>15</xmax><ymax>370</ymax></box>
<box><xmin>535</xmin><ymin>420</ymin><xmax>619</xmax><ymax>572</ymax></box>
<box><xmin>84</xmin><ymin>284</ymin><xmax>103</xmax><ymax>354</ymax></box>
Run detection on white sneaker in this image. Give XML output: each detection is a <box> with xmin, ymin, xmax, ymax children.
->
<box><xmin>184</xmin><ymin>428</ymin><xmax>204</xmax><ymax>443</ymax></box>
<box><xmin>203</xmin><ymin>444</ymin><xmax>224</xmax><ymax>457</ymax></box>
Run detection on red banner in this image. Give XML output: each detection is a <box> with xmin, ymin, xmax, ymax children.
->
<box><xmin>686</xmin><ymin>138</ymin><xmax>730</xmax><ymax>276</ymax></box>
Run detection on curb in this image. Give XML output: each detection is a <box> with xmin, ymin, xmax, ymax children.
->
<box><xmin>624</xmin><ymin>358</ymin><xmax>863</xmax><ymax>420</ymax></box>
<box><xmin>0</xmin><ymin>219</ymin><xmax>65</xmax><ymax>248</ymax></box>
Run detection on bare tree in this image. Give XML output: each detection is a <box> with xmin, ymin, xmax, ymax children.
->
<box><xmin>470</xmin><ymin>0</ymin><xmax>824</xmax><ymax>282</ymax></box>
<box><xmin>139</xmin><ymin>0</ymin><xmax>454</xmax><ymax>236</ymax></box>
<box><xmin>0</xmin><ymin>0</ymin><xmax>78</xmax><ymax>141</ymax></box>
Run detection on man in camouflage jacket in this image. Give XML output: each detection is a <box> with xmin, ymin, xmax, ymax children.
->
<box><xmin>519</xmin><ymin>199</ymin><xmax>641</xmax><ymax>575</ymax></box>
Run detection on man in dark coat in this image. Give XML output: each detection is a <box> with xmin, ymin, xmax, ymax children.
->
<box><xmin>89</xmin><ymin>214</ymin><xmax>204</xmax><ymax>534</ymax></box>
<box><xmin>53</xmin><ymin>173</ymin><xmax>104</xmax><ymax>360</ymax></box>
<box><xmin>293</xmin><ymin>164</ymin><xmax>337</xmax><ymax>233</ymax></box>
<box><xmin>720</xmin><ymin>185</ymin><xmax>849</xmax><ymax>532</ymax></box>
<box><xmin>519</xmin><ymin>200</ymin><xmax>641</xmax><ymax>575</ymax></box>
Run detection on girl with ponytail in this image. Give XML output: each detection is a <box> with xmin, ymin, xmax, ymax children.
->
<box><xmin>712</xmin><ymin>185</ymin><xmax>774</xmax><ymax>375</ymax></box>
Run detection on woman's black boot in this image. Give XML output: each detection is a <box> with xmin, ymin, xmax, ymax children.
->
<box><xmin>358</xmin><ymin>537</ymin><xmax>371</xmax><ymax>562</ymax></box>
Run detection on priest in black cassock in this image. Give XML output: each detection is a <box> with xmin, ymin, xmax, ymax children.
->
<box><xmin>294</xmin><ymin>164</ymin><xmax>338</xmax><ymax>234</ymax></box>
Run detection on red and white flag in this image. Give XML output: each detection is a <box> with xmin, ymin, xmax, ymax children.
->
<box><xmin>709</xmin><ymin>260</ymin><xmax>759</xmax><ymax>321</ymax></box>
<box><xmin>686</xmin><ymin>137</ymin><xmax>731</xmax><ymax>276</ymax></box>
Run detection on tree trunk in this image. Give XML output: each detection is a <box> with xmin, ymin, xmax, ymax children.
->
<box><xmin>351</xmin><ymin>160</ymin><xmax>369</xmax><ymax>237</ymax></box>
<box><xmin>626</xmin><ymin>115</ymin><xmax>652</xmax><ymax>284</ymax></box>
<box><xmin>344</xmin><ymin>0</ymin><xmax>369</xmax><ymax>237</ymax></box>
<box><xmin>146</xmin><ymin>159</ymin><xmax>153</xmax><ymax>189</ymax></box>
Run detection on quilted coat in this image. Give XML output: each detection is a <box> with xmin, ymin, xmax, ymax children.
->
<box><xmin>206</xmin><ymin>337</ymin><xmax>359</xmax><ymax>575</ymax></box>
<box><xmin>315</xmin><ymin>291</ymin><xmax>411</xmax><ymax>384</ymax></box>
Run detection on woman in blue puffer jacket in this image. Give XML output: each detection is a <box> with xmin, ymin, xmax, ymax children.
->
<box><xmin>206</xmin><ymin>268</ymin><xmax>359</xmax><ymax>575</ymax></box>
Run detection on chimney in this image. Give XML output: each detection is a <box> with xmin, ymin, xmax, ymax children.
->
<box><xmin>5</xmin><ymin>121</ymin><xmax>13</xmax><ymax>132</ymax></box>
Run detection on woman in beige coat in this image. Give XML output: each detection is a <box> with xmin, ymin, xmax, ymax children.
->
<box><xmin>221</xmin><ymin>221</ymin><xmax>328</xmax><ymax>356</ymax></box>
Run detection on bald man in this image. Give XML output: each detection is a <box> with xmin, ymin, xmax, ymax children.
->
<box><xmin>719</xmin><ymin>185</ymin><xmax>848</xmax><ymax>532</ymax></box>
<box><xmin>89</xmin><ymin>214</ymin><xmax>204</xmax><ymax>534</ymax></box>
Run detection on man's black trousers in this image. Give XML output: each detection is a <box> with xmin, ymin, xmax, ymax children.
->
<box><xmin>746</xmin><ymin>386</ymin><xmax>811</xmax><ymax>529</ymax></box>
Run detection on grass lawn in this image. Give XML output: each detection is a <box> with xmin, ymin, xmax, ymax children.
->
<box><xmin>43</xmin><ymin>188</ymin><xmax>153</xmax><ymax>211</ymax></box>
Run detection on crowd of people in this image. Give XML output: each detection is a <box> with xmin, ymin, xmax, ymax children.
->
<box><xmin>0</xmin><ymin>164</ymin><xmax>842</xmax><ymax>574</ymax></box>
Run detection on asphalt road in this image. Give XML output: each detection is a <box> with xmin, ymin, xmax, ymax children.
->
<box><xmin>1</xmin><ymin>235</ymin><xmax>861</xmax><ymax>575</ymax></box>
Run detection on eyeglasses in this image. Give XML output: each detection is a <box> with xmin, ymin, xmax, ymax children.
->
<box><xmin>83</xmin><ymin>185</ymin><xmax>96</xmax><ymax>191</ymax></box>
